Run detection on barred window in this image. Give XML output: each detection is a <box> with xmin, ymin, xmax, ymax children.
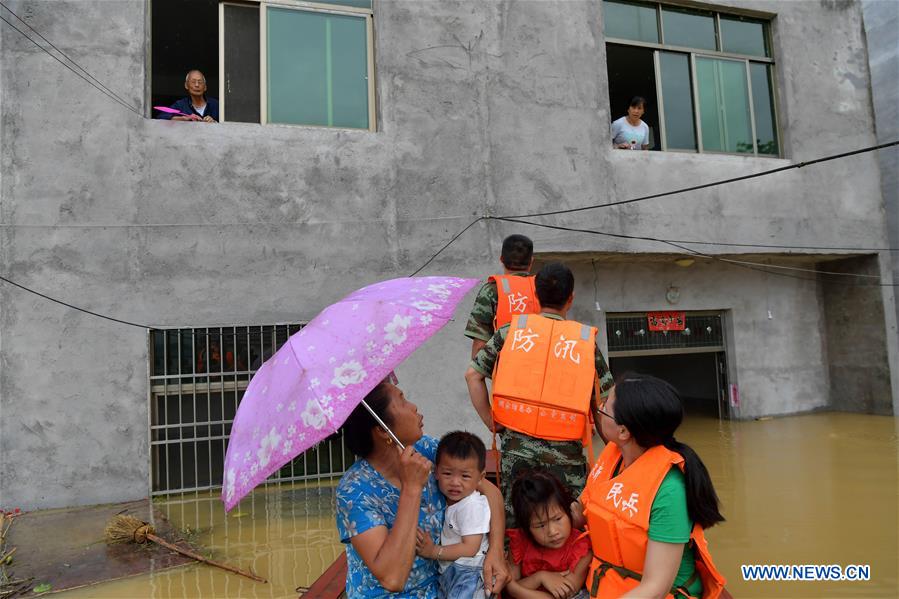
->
<box><xmin>149</xmin><ymin>324</ymin><xmax>352</xmax><ymax>495</ymax></box>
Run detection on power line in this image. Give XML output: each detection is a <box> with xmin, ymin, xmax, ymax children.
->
<box><xmin>0</xmin><ymin>274</ymin><xmax>152</xmax><ymax>329</ymax></box>
<box><xmin>495</xmin><ymin>216</ymin><xmax>883</xmax><ymax>278</ymax></box>
<box><xmin>501</xmin><ymin>140</ymin><xmax>899</xmax><ymax>218</ymax></box>
<box><xmin>408</xmin><ymin>141</ymin><xmax>899</xmax><ymax>275</ymax></box>
<box><xmin>409</xmin><ymin>217</ymin><xmax>486</xmax><ymax>276</ymax></box>
<box><xmin>2</xmin><ymin>216</ymin><xmax>895</xmax><ymax>254</ymax></box>
<box><xmin>0</xmin><ymin>213</ymin><xmax>477</xmax><ymax>229</ymax></box>
<box><xmin>494</xmin><ymin>217</ymin><xmax>898</xmax><ymax>287</ymax></box>
<box><xmin>0</xmin><ymin>9</ymin><xmax>142</xmax><ymax>117</ymax></box>
<box><xmin>0</xmin><ymin>1</ymin><xmax>140</xmax><ymax>113</ymax></box>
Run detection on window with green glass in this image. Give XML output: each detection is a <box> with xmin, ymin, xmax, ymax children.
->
<box><xmin>720</xmin><ymin>16</ymin><xmax>768</xmax><ymax>57</ymax></box>
<box><xmin>696</xmin><ymin>58</ymin><xmax>752</xmax><ymax>153</ymax></box>
<box><xmin>603</xmin><ymin>0</ymin><xmax>659</xmax><ymax>43</ymax></box>
<box><xmin>750</xmin><ymin>63</ymin><xmax>779</xmax><ymax>155</ymax></box>
<box><xmin>216</xmin><ymin>1</ymin><xmax>374</xmax><ymax>129</ymax></box>
<box><xmin>602</xmin><ymin>1</ymin><xmax>779</xmax><ymax>156</ymax></box>
<box><xmin>661</xmin><ymin>7</ymin><xmax>716</xmax><ymax>50</ymax></box>
<box><xmin>267</xmin><ymin>7</ymin><xmax>369</xmax><ymax>129</ymax></box>
<box><xmin>659</xmin><ymin>52</ymin><xmax>696</xmax><ymax>150</ymax></box>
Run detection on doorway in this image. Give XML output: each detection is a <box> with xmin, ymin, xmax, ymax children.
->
<box><xmin>606</xmin><ymin>312</ymin><xmax>730</xmax><ymax>419</ymax></box>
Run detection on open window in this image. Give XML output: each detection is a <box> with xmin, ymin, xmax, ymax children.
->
<box><xmin>151</xmin><ymin>0</ymin><xmax>375</xmax><ymax>130</ymax></box>
<box><xmin>151</xmin><ymin>0</ymin><xmax>219</xmax><ymax>113</ymax></box>
<box><xmin>603</xmin><ymin>0</ymin><xmax>780</xmax><ymax>156</ymax></box>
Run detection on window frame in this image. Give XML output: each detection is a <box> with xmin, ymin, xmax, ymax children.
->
<box><xmin>604</xmin><ymin>1</ymin><xmax>781</xmax><ymax>157</ymax></box>
<box><xmin>218</xmin><ymin>0</ymin><xmax>376</xmax><ymax>131</ymax></box>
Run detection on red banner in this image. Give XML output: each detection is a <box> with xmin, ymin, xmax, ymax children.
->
<box><xmin>647</xmin><ymin>311</ymin><xmax>686</xmax><ymax>331</ymax></box>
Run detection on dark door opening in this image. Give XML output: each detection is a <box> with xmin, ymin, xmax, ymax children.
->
<box><xmin>610</xmin><ymin>352</ymin><xmax>727</xmax><ymax>418</ymax></box>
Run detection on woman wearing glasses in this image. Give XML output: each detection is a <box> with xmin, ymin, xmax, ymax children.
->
<box><xmin>575</xmin><ymin>374</ymin><xmax>730</xmax><ymax>599</ymax></box>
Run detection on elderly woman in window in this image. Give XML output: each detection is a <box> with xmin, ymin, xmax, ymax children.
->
<box><xmin>336</xmin><ymin>382</ymin><xmax>508</xmax><ymax>598</ymax></box>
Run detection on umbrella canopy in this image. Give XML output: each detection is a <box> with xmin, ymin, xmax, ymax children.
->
<box><xmin>221</xmin><ymin>276</ymin><xmax>479</xmax><ymax>511</ymax></box>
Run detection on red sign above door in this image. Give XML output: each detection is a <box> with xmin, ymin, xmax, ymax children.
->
<box><xmin>647</xmin><ymin>311</ymin><xmax>686</xmax><ymax>331</ymax></box>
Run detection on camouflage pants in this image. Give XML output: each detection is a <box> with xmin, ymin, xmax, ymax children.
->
<box><xmin>498</xmin><ymin>429</ymin><xmax>587</xmax><ymax>529</ymax></box>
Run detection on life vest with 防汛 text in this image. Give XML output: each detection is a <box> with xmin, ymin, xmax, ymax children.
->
<box><xmin>491</xmin><ymin>314</ymin><xmax>597</xmax><ymax>454</ymax></box>
<box><xmin>488</xmin><ymin>274</ymin><xmax>540</xmax><ymax>330</ymax></box>
<box><xmin>582</xmin><ymin>443</ymin><xmax>728</xmax><ymax>599</ymax></box>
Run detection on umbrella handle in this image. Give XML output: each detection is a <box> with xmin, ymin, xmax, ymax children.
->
<box><xmin>360</xmin><ymin>399</ymin><xmax>406</xmax><ymax>451</ymax></box>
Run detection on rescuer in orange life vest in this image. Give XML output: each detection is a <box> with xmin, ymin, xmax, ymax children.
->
<box><xmin>465</xmin><ymin>262</ymin><xmax>614</xmax><ymax>526</ymax></box>
<box><xmin>572</xmin><ymin>374</ymin><xmax>729</xmax><ymax>599</ymax></box>
<box><xmin>463</xmin><ymin>234</ymin><xmax>541</xmax><ymax>360</ymax></box>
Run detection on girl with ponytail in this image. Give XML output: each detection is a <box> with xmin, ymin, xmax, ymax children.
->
<box><xmin>576</xmin><ymin>373</ymin><xmax>729</xmax><ymax>599</ymax></box>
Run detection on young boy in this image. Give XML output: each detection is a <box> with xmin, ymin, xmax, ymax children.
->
<box><xmin>415</xmin><ymin>431</ymin><xmax>492</xmax><ymax>599</ymax></box>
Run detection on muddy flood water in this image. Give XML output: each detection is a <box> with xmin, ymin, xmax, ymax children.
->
<box><xmin>59</xmin><ymin>412</ymin><xmax>898</xmax><ymax>598</ymax></box>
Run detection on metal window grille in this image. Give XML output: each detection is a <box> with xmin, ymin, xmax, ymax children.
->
<box><xmin>149</xmin><ymin>324</ymin><xmax>352</xmax><ymax>495</ymax></box>
<box><xmin>607</xmin><ymin>312</ymin><xmax>724</xmax><ymax>354</ymax></box>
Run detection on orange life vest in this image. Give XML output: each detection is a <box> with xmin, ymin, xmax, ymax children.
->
<box><xmin>582</xmin><ymin>444</ymin><xmax>728</xmax><ymax>599</ymax></box>
<box><xmin>488</xmin><ymin>274</ymin><xmax>540</xmax><ymax>330</ymax></box>
<box><xmin>492</xmin><ymin>314</ymin><xmax>598</xmax><ymax>456</ymax></box>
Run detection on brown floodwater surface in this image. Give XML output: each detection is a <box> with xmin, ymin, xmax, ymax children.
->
<box><xmin>58</xmin><ymin>413</ymin><xmax>898</xmax><ymax>598</ymax></box>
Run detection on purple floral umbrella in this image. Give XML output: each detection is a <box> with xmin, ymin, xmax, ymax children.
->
<box><xmin>221</xmin><ymin>276</ymin><xmax>479</xmax><ymax>511</ymax></box>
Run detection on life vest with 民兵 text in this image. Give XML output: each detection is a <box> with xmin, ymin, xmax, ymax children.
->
<box><xmin>491</xmin><ymin>314</ymin><xmax>598</xmax><ymax>455</ymax></box>
<box><xmin>488</xmin><ymin>274</ymin><xmax>540</xmax><ymax>330</ymax></box>
<box><xmin>582</xmin><ymin>443</ymin><xmax>728</xmax><ymax>599</ymax></box>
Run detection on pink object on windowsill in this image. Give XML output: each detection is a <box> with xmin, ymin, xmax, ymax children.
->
<box><xmin>153</xmin><ymin>106</ymin><xmax>201</xmax><ymax>120</ymax></box>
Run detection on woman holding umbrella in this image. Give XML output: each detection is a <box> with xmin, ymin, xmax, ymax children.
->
<box><xmin>337</xmin><ymin>382</ymin><xmax>509</xmax><ymax>598</ymax></box>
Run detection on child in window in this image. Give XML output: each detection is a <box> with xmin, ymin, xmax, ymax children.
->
<box><xmin>506</xmin><ymin>469</ymin><xmax>592</xmax><ymax>599</ymax></box>
<box><xmin>415</xmin><ymin>431</ymin><xmax>491</xmax><ymax>599</ymax></box>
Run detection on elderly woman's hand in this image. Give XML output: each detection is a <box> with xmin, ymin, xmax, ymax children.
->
<box><xmin>398</xmin><ymin>445</ymin><xmax>431</xmax><ymax>491</ymax></box>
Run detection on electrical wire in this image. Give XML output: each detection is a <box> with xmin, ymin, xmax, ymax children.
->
<box><xmin>0</xmin><ymin>274</ymin><xmax>153</xmax><ymax>328</ymax></box>
<box><xmin>501</xmin><ymin>140</ymin><xmax>899</xmax><ymax>218</ymax></box>
<box><xmin>0</xmin><ymin>213</ymin><xmax>477</xmax><ymax>229</ymax></box>
<box><xmin>0</xmin><ymin>1</ymin><xmax>140</xmax><ymax>113</ymax></box>
<box><xmin>493</xmin><ymin>217</ymin><xmax>898</xmax><ymax>287</ymax></box>
<box><xmin>0</xmin><ymin>10</ymin><xmax>142</xmax><ymax>116</ymax></box>
<box><xmin>408</xmin><ymin>217</ymin><xmax>486</xmax><ymax>276</ymax></box>
<box><xmin>494</xmin><ymin>216</ymin><xmax>883</xmax><ymax>279</ymax></box>
<box><xmin>0</xmin><ymin>4</ymin><xmax>896</xmax><ymax>325</ymax></box>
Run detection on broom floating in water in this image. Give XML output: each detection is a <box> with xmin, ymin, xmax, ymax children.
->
<box><xmin>104</xmin><ymin>514</ymin><xmax>267</xmax><ymax>583</ymax></box>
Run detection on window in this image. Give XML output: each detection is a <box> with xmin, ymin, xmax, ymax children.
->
<box><xmin>603</xmin><ymin>1</ymin><xmax>779</xmax><ymax>156</ymax></box>
<box><xmin>221</xmin><ymin>0</ymin><xmax>375</xmax><ymax>129</ymax></box>
<box><xmin>151</xmin><ymin>0</ymin><xmax>375</xmax><ymax>130</ymax></box>
<box><xmin>149</xmin><ymin>324</ymin><xmax>353</xmax><ymax>495</ymax></box>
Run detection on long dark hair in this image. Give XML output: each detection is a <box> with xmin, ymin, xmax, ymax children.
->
<box><xmin>510</xmin><ymin>468</ymin><xmax>575</xmax><ymax>544</ymax></box>
<box><xmin>613</xmin><ymin>373</ymin><xmax>724</xmax><ymax>529</ymax></box>
<box><xmin>341</xmin><ymin>382</ymin><xmax>393</xmax><ymax>458</ymax></box>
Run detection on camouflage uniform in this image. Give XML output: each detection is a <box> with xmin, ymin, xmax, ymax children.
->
<box><xmin>463</xmin><ymin>272</ymin><xmax>532</xmax><ymax>342</ymax></box>
<box><xmin>470</xmin><ymin>313</ymin><xmax>615</xmax><ymax>527</ymax></box>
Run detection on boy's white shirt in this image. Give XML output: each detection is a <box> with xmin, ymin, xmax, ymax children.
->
<box><xmin>438</xmin><ymin>489</ymin><xmax>491</xmax><ymax>572</ymax></box>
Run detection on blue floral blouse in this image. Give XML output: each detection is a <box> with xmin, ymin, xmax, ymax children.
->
<box><xmin>336</xmin><ymin>435</ymin><xmax>446</xmax><ymax>598</ymax></box>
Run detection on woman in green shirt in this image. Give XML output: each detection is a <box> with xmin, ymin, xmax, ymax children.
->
<box><xmin>575</xmin><ymin>374</ymin><xmax>727</xmax><ymax>598</ymax></box>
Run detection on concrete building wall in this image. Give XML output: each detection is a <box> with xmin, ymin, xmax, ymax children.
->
<box><xmin>820</xmin><ymin>255</ymin><xmax>894</xmax><ymax>415</ymax></box>
<box><xmin>862</xmin><ymin>0</ymin><xmax>899</xmax><ymax>416</ymax></box>
<box><xmin>1</xmin><ymin>0</ymin><xmax>895</xmax><ymax>509</ymax></box>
